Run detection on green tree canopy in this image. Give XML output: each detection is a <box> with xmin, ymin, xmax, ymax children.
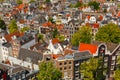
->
<box><xmin>114</xmin><ymin>56</ymin><xmax>120</xmax><ymax>80</ymax></box>
<box><xmin>17</xmin><ymin>0</ymin><xmax>23</xmax><ymax>4</ymax></box>
<box><xmin>88</xmin><ymin>1</ymin><xmax>100</xmax><ymax>11</ymax></box>
<box><xmin>48</xmin><ymin>17</ymin><xmax>55</xmax><ymax>23</ymax></box>
<box><xmin>8</xmin><ymin>20</ymin><xmax>18</xmax><ymax>33</ymax></box>
<box><xmin>95</xmin><ymin>23</ymin><xmax>120</xmax><ymax>44</ymax></box>
<box><xmin>52</xmin><ymin>28</ymin><xmax>59</xmax><ymax>38</ymax></box>
<box><xmin>0</xmin><ymin>19</ymin><xmax>6</xmax><ymax>30</ymax></box>
<box><xmin>29</xmin><ymin>0</ymin><xmax>35</xmax><ymax>3</ymax></box>
<box><xmin>74</xmin><ymin>2</ymin><xmax>82</xmax><ymax>8</ymax></box>
<box><xmin>20</xmin><ymin>27</ymin><xmax>30</xmax><ymax>32</ymax></box>
<box><xmin>80</xmin><ymin>58</ymin><xmax>105</xmax><ymax>80</ymax></box>
<box><xmin>37</xmin><ymin>33</ymin><xmax>44</xmax><ymax>42</ymax></box>
<box><xmin>0</xmin><ymin>0</ymin><xmax>4</xmax><ymax>2</ymax></box>
<box><xmin>71</xmin><ymin>26</ymin><xmax>92</xmax><ymax>46</ymax></box>
<box><xmin>37</xmin><ymin>61</ymin><xmax>62</xmax><ymax>80</ymax></box>
<box><xmin>45</xmin><ymin>0</ymin><xmax>51</xmax><ymax>3</ymax></box>
<box><xmin>114</xmin><ymin>69</ymin><xmax>120</xmax><ymax>80</ymax></box>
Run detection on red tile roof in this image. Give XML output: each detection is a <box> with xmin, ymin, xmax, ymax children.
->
<box><xmin>79</xmin><ymin>43</ymin><xmax>98</xmax><ymax>54</ymax></box>
<box><xmin>87</xmin><ymin>15</ymin><xmax>91</xmax><ymax>20</ymax></box>
<box><xmin>99</xmin><ymin>15</ymin><xmax>103</xmax><ymax>21</ymax></box>
<box><xmin>117</xmin><ymin>11</ymin><xmax>120</xmax><ymax>17</ymax></box>
<box><xmin>52</xmin><ymin>54</ymin><xmax>63</xmax><ymax>59</ymax></box>
<box><xmin>52</xmin><ymin>38</ymin><xmax>59</xmax><ymax>44</ymax></box>
<box><xmin>42</xmin><ymin>21</ymin><xmax>52</xmax><ymax>27</ymax></box>
<box><xmin>4</xmin><ymin>31</ymin><xmax>24</xmax><ymax>42</ymax></box>
<box><xmin>57</xmin><ymin>24</ymin><xmax>64</xmax><ymax>30</ymax></box>
<box><xmin>93</xmin><ymin>23</ymin><xmax>99</xmax><ymax>28</ymax></box>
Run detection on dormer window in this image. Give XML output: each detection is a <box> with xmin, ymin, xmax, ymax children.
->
<box><xmin>46</xmin><ymin>56</ymin><xmax>51</xmax><ymax>61</ymax></box>
<box><xmin>98</xmin><ymin>45</ymin><xmax>106</xmax><ymax>57</ymax></box>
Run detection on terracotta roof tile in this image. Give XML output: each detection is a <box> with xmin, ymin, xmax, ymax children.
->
<box><xmin>57</xmin><ymin>24</ymin><xmax>64</xmax><ymax>30</ymax></box>
<box><xmin>93</xmin><ymin>23</ymin><xmax>99</xmax><ymax>28</ymax></box>
<box><xmin>52</xmin><ymin>38</ymin><xmax>59</xmax><ymax>44</ymax></box>
<box><xmin>117</xmin><ymin>11</ymin><xmax>120</xmax><ymax>17</ymax></box>
<box><xmin>4</xmin><ymin>31</ymin><xmax>24</xmax><ymax>42</ymax></box>
<box><xmin>79</xmin><ymin>43</ymin><xmax>98</xmax><ymax>54</ymax></box>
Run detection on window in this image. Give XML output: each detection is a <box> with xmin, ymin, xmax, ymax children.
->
<box><xmin>64</xmin><ymin>62</ymin><xmax>67</xmax><ymax>65</ymax></box>
<box><xmin>69</xmin><ymin>61</ymin><xmax>71</xmax><ymax>64</ymax></box>
<box><xmin>60</xmin><ymin>67</ymin><xmax>62</xmax><ymax>70</ymax></box>
<box><xmin>64</xmin><ymin>67</ymin><xmax>67</xmax><ymax>70</ymax></box>
<box><xmin>22</xmin><ymin>73</ymin><xmax>25</xmax><ymax>79</ymax></box>
<box><xmin>59</xmin><ymin>62</ymin><xmax>62</xmax><ymax>65</ymax></box>
<box><xmin>69</xmin><ymin>66</ymin><xmax>72</xmax><ymax>69</ymax></box>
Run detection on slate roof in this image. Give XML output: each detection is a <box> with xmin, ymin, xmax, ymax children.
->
<box><xmin>73</xmin><ymin>51</ymin><xmax>92</xmax><ymax>60</ymax></box>
<box><xmin>17</xmin><ymin>33</ymin><xmax>34</xmax><ymax>45</ymax></box>
<box><xmin>2</xmin><ymin>42</ymin><xmax>11</xmax><ymax>48</ymax></box>
<box><xmin>18</xmin><ymin>48</ymin><xmax>43</xmax><ymax>64</ymax></box>
<box><xmin>30</xmin><ymin>42</ymin><xmax>48</xmax><ymax>52</ymax></box>
<box><xmin>0</xmin><ymin>63</ymin><xmax>30</xmax><ymax>75</ymax></box>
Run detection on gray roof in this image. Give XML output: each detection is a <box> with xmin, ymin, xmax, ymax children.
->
<box><xmin>18</xmin><ymin>48</ymin><xmax>43</xmax><ymax>64</ymax></box>
<box><xmin>73</xmin><ymin>51</ymin><xmax>92</xmax><ymax>60</ymax></box>
<box><xmin>0</xmin><ymin>63</ymin><xmax>30</xmax><ymax>75</ymax></box>
<box><xmin>17</xmin><ymin>33</ymin><xmax>34</xmax><ymax>45</ymax></box>
<box><xmin>2</xmin><ymin>42</ymin><xmax>11</xmax><ymax>48</ymax></box>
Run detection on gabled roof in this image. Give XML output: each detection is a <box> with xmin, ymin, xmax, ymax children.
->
<box><xmin>52</xmin><ymin>38</ymin><xmax>59</xmax><ymax>44</ymax></box>
<box><xmin>18</xmin><ymin>48</ymin><xmax>43</xmax><ymax>64</ymax></box>
<box><xmin>92</xmin><ymin>41</ymin><xmax>119</xmax><ymax>53</ymax></box>
<box><xmin>79</xmin><ymin>43</ymin><xmax>98</xmax><ymax>54</ymax></box>
<box><xmin>4</xmin><ymin>31</ymin><xmax>24</xmax><ymax>42</ymax></box>
<box><xmin>30</xmin><ymin>42</ymin><xmax>48</xmax><ymax>52</ymax></box>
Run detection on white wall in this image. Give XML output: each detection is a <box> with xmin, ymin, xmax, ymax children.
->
<box><xmin>8</xmin><ymin>56</ymin><xmax>39</xmax><ymax>70</ymax></box>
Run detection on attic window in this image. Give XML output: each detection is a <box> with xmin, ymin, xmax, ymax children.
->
<box><xmin>46</xmin><ymin>57</ymin><xmax>51</xmax><ymax>61</ymax></box>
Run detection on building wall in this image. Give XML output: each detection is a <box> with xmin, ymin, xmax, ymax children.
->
<box><xmin>8</xmin><ymin>56</ymin><xmax>39</xmax><ymax>70</ymax></box>
<box><xmin>55</xmin><ymin>59</ymin><xmax>74</xmax><ymax>80</ymax></box>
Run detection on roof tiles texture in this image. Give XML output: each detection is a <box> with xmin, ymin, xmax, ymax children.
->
<box><xmin>79</xmin><ymin>43</ymin><xmax>98</xmax><ymax>54</ymax></box>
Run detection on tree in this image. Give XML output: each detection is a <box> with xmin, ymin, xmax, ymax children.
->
<box><xmin>114</xmin><ymin>56</ymin><xmax>120</xmax><ymax>80</ymax></box>
<box><xmin>58</xmin><ymin>35</ymin><xmax>65</xmax><ymax>42</ymax></box>
<box><xmin>95</xmin><ymin>23</ymin><xmax>120</xmax><ymax>44</ymax></box>
<box><xmin>17</xmin><ymin>0</ymin><xmax>23</xmax><ymax>4</ymax></box>
<box><xmin>80</xmin><ymin>58</ymin><xmax>99</xmax><ymax>80</ymax></box>
<box><xmin>88</xmin><ymin>1</ymin><xmax>100</xmax><ymax>11</ymax></box>
<box><xmin>20</xmin><ymin>27</ymin><xmax>30</xmax><ymax>32</ymax></box>
<box><xmin>74</xmin><ymin>2</ymin><xmax>82</xmax><ymax>8</ymax></box>
<box><xmin>8</xmin><ymin>20</ymin><xmax>18</xmax><ymax>33</ymax></box>
<box><xmin>37</xmin><ymin>33</ymin><xmax>44</xmax><ymax>42</ymax></box>
<box><xmin>52</xmin><ymin>28</ymin><xmax>59</xmax><ymax>38</ymax></box>
<box><xmin>48</xmin><ymin>17</ymin><xmax>55</xmax><ymax>23</ymax></box>
<box><xmin>0</xmin><ymin>19</ymin><xmax>6</xmax><ymax>30</ymax></box>
<box><xmin>0</xmin><ymin>0</ymin><xmax>4</xmax><ymax>2</ymax></box>
<box><xmin>45</xmin><ymin>0</ymin><xmax>50</xmax><ymax>3</ymax></box>
<box><xmin>37</xmin><ymin>61</ymin><xmax>62</xmax><ymax>80</ymax></box>
<box><xmin>71</xmin><ymin>26</ymin><xmax>92</xmax><ymax>46</ymax></box>
<box><xmin>114</xmin><ymin>69</ymin><xmax>120</xmax><ymax>80</ymax></box>
<box><xmin>80</xmin><ymin>58</ymin><xmax>105</xmax><ymax>80</ymax></box>
<box><xmin>29</xmin><ymin>0</ymin><xmax>35</xmax><ymax>3</ymax></box>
